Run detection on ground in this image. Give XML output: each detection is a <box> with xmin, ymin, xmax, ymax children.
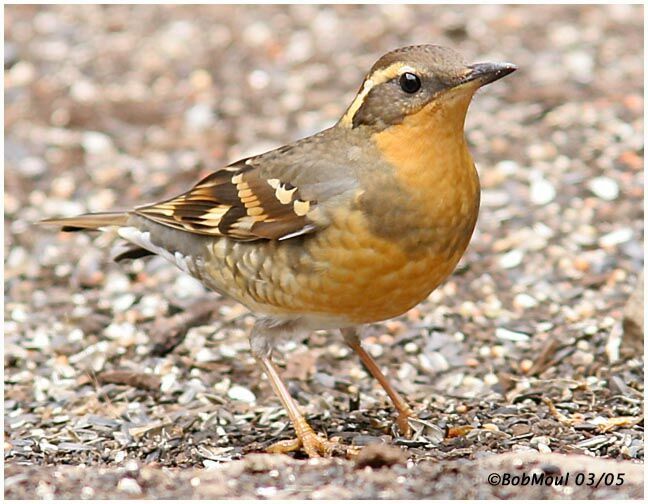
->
<box><xmin>4</xmin><ymin>4</ymin><xmax>644</xmax><ymax>499</ymax></box>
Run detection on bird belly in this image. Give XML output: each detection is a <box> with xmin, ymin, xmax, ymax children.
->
<box><xmin>196</xmin><ymin>206</ymin><xmax>473</xmax><ymax>326</ymax></box>
<box><xmin>293</xmin><ymin>208</ymin><xmax>472</xmax><ymax>323</ymax></box>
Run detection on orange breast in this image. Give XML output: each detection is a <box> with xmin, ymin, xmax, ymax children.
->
<box><xmin>291</xmin><ymin>207</ymin><xmax>472</xmax><ymax>323</ymax></box>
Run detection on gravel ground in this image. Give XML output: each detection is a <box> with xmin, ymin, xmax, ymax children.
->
<box><xmin>5</xmin><ymin>4</ymin><xmax>644</xmax><ymax>499</ymax></box>
<box><xmin>5</xmin><ymin>452</ymin><xmax>644</xmax><ymax>499</ymax></box>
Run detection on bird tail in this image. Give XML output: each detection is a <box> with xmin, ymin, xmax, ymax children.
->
<box><xmin>40</xmin><ymin>211</ymin><xmax>129</xmax><ymax>232</ymax></box>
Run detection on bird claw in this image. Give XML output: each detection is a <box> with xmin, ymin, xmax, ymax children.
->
<box><xmin>396</xmin><ymin>412</ymin><xmax>414</xmax><ymax>439</ymax></box>
<box><xmin>267</xmin><ymin>433</ymin><xmax>353</xmax><ymax>458</ymax></box>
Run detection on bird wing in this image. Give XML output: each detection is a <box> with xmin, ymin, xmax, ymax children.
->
<box><xmin>135</xmin><ymin>160</ymin><xmax>314</xmax><ymax>241</ymax></box>
<box><xmin>135</xmin><ymin>134</ymin><xmax>358</xmax><ymax>242</ymax></box>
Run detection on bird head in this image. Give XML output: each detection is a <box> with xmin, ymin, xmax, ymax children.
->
<box><xmin>339</xmin><ymin>45</ymin><xmax>516</xmax><ymax>131</ymax></box>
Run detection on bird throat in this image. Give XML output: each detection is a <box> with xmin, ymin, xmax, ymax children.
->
<box><xmin>372</xmin><ymin>90</ymin><xmax>479</xmax><ymax>225</ymax></box>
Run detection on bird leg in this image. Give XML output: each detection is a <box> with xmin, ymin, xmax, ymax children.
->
<box><xmin>250</xmin><ymin>321</ymin><xmax>344</xmax><ymax>457</ymax></box>
<box><xmin>341</xmin><ymin>327</ymin><xmax>415</xmax><ymax>438</ymax></box>
<box><xmin>257</xmin><ymin>355</ymin><xmax>342</xmax><ymax>457</ymax></box>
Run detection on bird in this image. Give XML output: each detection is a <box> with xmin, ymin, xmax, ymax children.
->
<box><xmin>42</xmin><ymin>44</ymin><xmax>516</xmax><ymax>457</ymax></box>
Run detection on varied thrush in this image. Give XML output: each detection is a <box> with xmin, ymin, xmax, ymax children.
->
<box><xmin>43</xmin><ymin>45</ymin><xmax>516</xmax><ymax>457</ymax></box>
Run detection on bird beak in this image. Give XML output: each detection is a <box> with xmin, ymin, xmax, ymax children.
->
<box><xmin>463</xmin><ymin>62</ymin><xmax>517</xmax><ymax>87</ymax></box>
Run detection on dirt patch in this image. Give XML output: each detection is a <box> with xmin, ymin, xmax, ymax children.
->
<box><xmin>5</xmin><ymin>453</ymin><xmax>643</xmax><ymax>499</ymax></box>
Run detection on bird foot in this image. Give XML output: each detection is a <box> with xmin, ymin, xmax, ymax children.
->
<box><xmin>267</xmin><ymin>432</ymin><xmax>353</xmax><ymax>458</ymax></box>
<box><xmin>396</xmin><ymin>412</ymin><xmax>413</xmax><ymax>438</ymax></box>
<box><xmin>394</xmin><ymin>406</ymin><xmax>420</xmax><ymax>438</ymax></box>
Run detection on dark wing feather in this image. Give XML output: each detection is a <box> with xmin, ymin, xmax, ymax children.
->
<box><xmin>135</xmin><ymin>159</ymin><xmax>317</xmax><ymax>241</ymax></box>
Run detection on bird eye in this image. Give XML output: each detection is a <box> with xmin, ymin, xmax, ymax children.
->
<box><xmin>399</xmin><ymin>72</ymin><xmax>421</xmax><ymax>93</ymax></box>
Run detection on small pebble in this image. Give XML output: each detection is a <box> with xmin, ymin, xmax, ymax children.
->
<box><xmin>495</xmin><ymin>328</ymin><xmax>530</xmax><ymax>342</ymax></box>
<box><xmin>418</xmin><ymin>351</ymin><xmax>449</xmax><ymax>373</ymax></box>
<box><xmin>7</xmin><ymin>61</ymin><xmax>36</xmax><ymax>86</ymax></box>
<box><xmin>185</xmin><ymin>103</ymin><xmax>215</xmax><ymax>132</ymax></box>
<box><xmin>195</xmin><ymin>348</ymin><xmax>219</xmax><ymax>363</ymax></box>
<box><xmin>514</xmin><ymin>293</ymin><xmax>538</xmax><ymax>309</ymax></box>
<box><xmin>588</xmin><ymin>176</ymin><xmax>619</xmax><ymax>201</ymax></box>
<box><xmin>599</xmin><ymin>228</ymin><xmax>633</xmax><ymax>247</ymax></box>
<box><xmin>228</xmin><ymin>385</ymin><xmax>256</xmax><ymax>404</ymax></box>
<box><xmin>256</xmin><ymin>487</ymin><xmax>277</xmax><ymax>497</ymax></box>
<box><xmin>499</xmin><ymin>249</ymin><xmax>524</xmax><ymax>269</ymax></box>
<box><xmin>19</xmin><ymin>157</ymin><xmax>47</xmax><ymax>177</ymax></box>
<box><xmin>404</xmin><ymin>342</ymin><xmax>419</xmax><ymax>354</ymax></box>
<box><xmin>81</xmin><ymin>487</ymin><xmax>95</xmax><ymax>499</ymax></box>
<box><xmin>248</xmin><ymin>69</ymin><xmax>270</xmax><ymax>90</ymax></box>
<box><xmin>565</xmin><ymin>50</ymin><xmax>593</xmax><ymax>83</ymax></box>
<box><xmin>482</xmin><ymin>423</ymin><xmax>500</xmax><ymax>432</ymax></box>
<box><xmin>314</xmin><ymin>372</ymin><xmax>336</xmax><ymax>389</ymax></box>
<box><xmin>160</xmin><ymin>373</ymin><xmax>177</xmax><ymax>393</ymax></box>
<box><xmin>367</xmin><ymin>343</ymin><xmax>383</xmax><ymax>358</ymax></box>
<box><xmin>519</xmin><ymin>359</ymin><xmax>534</xmax><ymax>373</ymax></box>
<box><xmin>112</xmin><ymin>294</ymin><xmax>136</xmax><ymax>312</ymax></box>
<box><xmin>117</xmin><ymin>477</ymin><xmax>142</xmax><ymax>495</ymax></box>
<box><xmin>495</xmin><ymin>160</ymin><xmax>519</xmax><ymax>174</ymax></box>
<box><xmin>538</xmin><ymin>442</ymin><xmax>552</xmax><ymax>454</ymax></box>
<box><xmin>189</xmin><ymin>69</ymin><xmax>212</xmax><ymax>90</ymax></box>
<box><xmin>70</xmin><ymin>80</ymin><xmax>99</xmax><ymax>102</ymax></box>
<box><xmin>484</xmin><ymin>373</ymin><xmax>499</xmax><ymax>386</ymax></box>
<box><xmin>82</xmin><ymin>131</ymin><xmax>115</xmax><ymax>155</ymax></box>
<box><xmin>529</xmin><ymin>175</ymin><xmax>556</xmax><ymax>205</ymax></box>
